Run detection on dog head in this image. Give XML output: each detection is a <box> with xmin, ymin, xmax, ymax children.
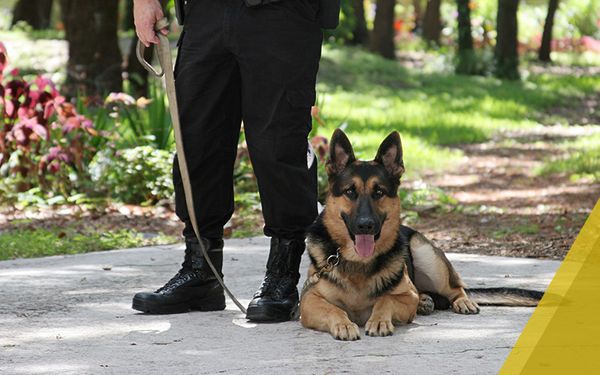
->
<box><xmin>323</xmin><ymin>129</ymin><xmax>405</xmax><ymax>262</ymax></box>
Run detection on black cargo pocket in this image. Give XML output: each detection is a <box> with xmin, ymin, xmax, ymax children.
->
<box><xmin>285</xmin><ymin>88</ymin><xmax>316</xmax><ymax>135</ymax></box>
<box><xmin>286</xmin><ymin>88</ymin><xmax>316</xmax><ymax>109</ymax></box>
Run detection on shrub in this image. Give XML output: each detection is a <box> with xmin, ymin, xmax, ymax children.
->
<box><xmin>104</xmin><ymin>80</ymin><xmax>173</xmax><ymax>151</ymax></box>
<box><xmin>0</xmin><ymin>44</ymin><xmax>102</xmax><ymax>202</ymax></box>
<box><xmin>90</xmin><ymin>145</ymin><xmax>174</xmax><ymax>205</ymax></box>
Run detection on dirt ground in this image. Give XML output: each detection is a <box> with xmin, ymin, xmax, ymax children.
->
<box><xmin>411</xmin><ymin>126</ymin><xmax>599</xmax><ymax>259</ymax></box>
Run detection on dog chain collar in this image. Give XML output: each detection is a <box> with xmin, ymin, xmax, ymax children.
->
<box><xmin>300</xmin><ymin>248</ymin><xmax>340</xmax><ymax>298</ymax></box>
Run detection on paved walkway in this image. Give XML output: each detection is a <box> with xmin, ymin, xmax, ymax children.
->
<box><xmin>0</xmin><ymin>237</ymin><xmax>559</xmax><ymax>374</ymax></box>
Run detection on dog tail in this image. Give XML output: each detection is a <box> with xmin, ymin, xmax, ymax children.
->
<box><xmin>427</xmin><ymin>288</ymin><xmax>544</xmax><ymax>310</ymax></box>
<box><xmin>466</xmin><ymin>287</ymin><xmax>544</xmax><ymax>307</ymax></box>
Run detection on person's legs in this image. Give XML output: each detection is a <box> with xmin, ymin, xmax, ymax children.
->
<box><xmin>132</xmin><ymin>0</ymin><xmax>242</xmax><ymax>314</ymax></box>
<box><xmin>233</xmin><ymin>0</ymin><xmax>323</xmax><ymax>321</ymax></box>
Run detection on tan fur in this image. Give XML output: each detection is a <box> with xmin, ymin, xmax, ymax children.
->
<box><xmin>409</xmin><ymin>232</ymin><xmax>479</xmax><ymax>314</ymax></box>
<box><xmin>322</xmin><ymin>172</ymin><xmax>402</xmax><ymax>264</ymax></box>
<box><xmin>322</xmin><ymin>194</ymin><xmax>354</xmax><ymax>255</ymax></box>
<box><xmin>300</xmin><ymin>260</ymin><xmax>418</xmax><ymax>340</ymax></box>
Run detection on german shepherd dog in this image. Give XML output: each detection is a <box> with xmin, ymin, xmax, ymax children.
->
<box><xmin>300</xmin><ymin>129</ymin><xmax>541</xmax><ymax>340</ymax></box>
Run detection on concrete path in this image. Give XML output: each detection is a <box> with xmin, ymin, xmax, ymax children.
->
<box><xmin>0</xmin><ymin>238</ymin><xmax>559</xmax><ymax>375</ymax></box>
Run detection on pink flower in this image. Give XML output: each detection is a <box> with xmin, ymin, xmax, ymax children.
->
<box><xmin>105</xmin><ymin>92</ymin><xmax>135</xmax><ymax>106</ymax></box>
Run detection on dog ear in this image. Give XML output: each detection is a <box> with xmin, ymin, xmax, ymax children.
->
<box><xmin>327</xmin><ymin>129</ymin><xmax>356</xmax><ymax>176</ymax></box>
<box><xmin>375</xmin><ymin>131</ymin><xmax>405</xmax><ymax>178</ymax></box>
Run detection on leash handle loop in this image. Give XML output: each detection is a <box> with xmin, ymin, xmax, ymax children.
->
<box><xmin>135</xmin><ymin>18</ymin><xmax>171</xmax><ymax>77</ymax></box>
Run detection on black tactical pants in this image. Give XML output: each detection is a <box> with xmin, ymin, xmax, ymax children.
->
<box><xmin>173</xmin><ymin>0</ymin><xmax>322</xmax><ymax>240</ymax></box>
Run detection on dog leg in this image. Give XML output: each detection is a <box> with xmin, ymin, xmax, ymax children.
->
<box><xmin>300</xmin><ymin>290</ymin><xmax>361</xmax><ymax>341</ymax></box>
<box><xmin>365</xmin><ymin>291</ymin><xmax>418</xmax><ymax>337</ymax></box>
<box><xmin>366</xmin><ymin>270</ymin><xmax>419</xmax><ymax>337</ymax></box>
<box><xmin>409</xmin><ymin>231</ymin><xmax>480</xmax><ymax>314</ymax></box>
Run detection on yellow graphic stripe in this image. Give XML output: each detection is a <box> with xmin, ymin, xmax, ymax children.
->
<box><xmin>500</xmin><ymin>199</ymin><xmax>600</xmax><ymax>374</ymax></box>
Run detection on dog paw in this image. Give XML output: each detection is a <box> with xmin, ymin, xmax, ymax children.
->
<box><xmin>452</xmin><ymin>296</ymin><xmax>480</xmax><ymax>314</ymax></box>
<box><xmin>331</xmin><ymin>322</ymin><xmax>361</xmax><ymax>341</ymax></box>
<box><xmin>417</xmin><ymin>294</ymin><xmax>435</xmax><ymax>315</ymax></box>
<box><xmin>365</xmin><ymin>319</ymin><xmax>394</xmax><ymax>337</ymax></box>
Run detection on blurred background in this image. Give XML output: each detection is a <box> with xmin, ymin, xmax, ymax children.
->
<box><xmin>0</xmin><ymin>0</ymin><xmax>598</xmax><ymax>261</ymax></box>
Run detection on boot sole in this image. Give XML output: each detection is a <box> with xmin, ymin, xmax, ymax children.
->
<box><xmin>132</xmin><ymin>293</ymin><xmax>226</xmax><ymax>314</ymax></box>
<box><xmin>245</xmin><ymin>304</ymin><xmax>294</xmax><ymax>322</ymax></box>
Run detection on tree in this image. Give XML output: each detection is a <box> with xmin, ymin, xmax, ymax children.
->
<box><xmin>351</xmin><ymin>0</ymin><xmax>369</xmax><ymax>45</ymax></box>
<box><xmin>60</xmin><ymin>0</ymin><xmax>122</xmax><ymax>97</ymax></box>
<box><xmin>11</xmin><ymin>0</ymin><xmax>53</xmax><ymax>29</ymax></box>
<box><xmin>422</xmin><ymin>0</ymin><xmax>442</xmax><ymax>45</ymax></box>
<box><xmin>370</xmin><ymin>0</ymin><xmax>396</xmax><ymax>59</ymax></box>
<box><xmin>455</xmin><ymin>0</ymin><xmax>476</xmax><ymax>74</ymax></box>
<box><xmin>494</xmin><ymin>0</ymin><xmax>520</xmax><ymax>80</ymax></box>
<box><xmin>412</xmin><ymin>0</ymin><xmax>423</xmax><ymax>33</ymax></box>
<box><xmin>538</xmin><ymin>0</ymin><xmax>559</xmax><ymax>62</ymax></box>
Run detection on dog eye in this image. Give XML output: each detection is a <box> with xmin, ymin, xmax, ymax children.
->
<box><xmin>344</xmin><ymin>187</ymin><xmax>357</xmax><ymax>199</ymax></box>
<box><xmin>372</xmin><ymin>188</ymin><xmax>384</xmax><ymax>199</ymax></box>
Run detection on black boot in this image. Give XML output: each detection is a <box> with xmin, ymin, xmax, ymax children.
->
<box><xmin>246</xmin><ymin>238</ymin><xmax>305</xmax><ymax>322</ymax></box>
<box><xmin>132</xmin><ymin>237</ymin><xmax>226</xmax><ymax>314</ymax></box>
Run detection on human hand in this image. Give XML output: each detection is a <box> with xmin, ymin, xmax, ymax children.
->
<box><xmin>134</xmin><ymin>0</ymin><xmax>169</xmax><ymax>47</ymax></box>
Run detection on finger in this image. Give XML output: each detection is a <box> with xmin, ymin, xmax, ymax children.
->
<box><xmin>160</xmin><ymin>28</ymin><xmax>169</xmax><ymax>35</ymax></box>
<box><xmin>149</xmin><ymin>34</ymin><xmax>160</xmax><ymax>45</ymax></box>
<box><xmin>136</xmin><ymin>32</ymin><xmax>150</xmax><ymax>48</ymax></box>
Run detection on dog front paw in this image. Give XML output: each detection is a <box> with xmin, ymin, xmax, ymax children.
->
<box><xmin>365</xmin><ymin>319</ymin><xmax>394</xmax><ymax>337</ymax></box>
<box><xmin>452</xmin><ymin>296</ymin><xmax>480</xmax><ymax>314</ymax></box>
<box><xmin>331</xmin><ymin>321</ymin><xmax>361</xmax><ymax>341</ymax></box>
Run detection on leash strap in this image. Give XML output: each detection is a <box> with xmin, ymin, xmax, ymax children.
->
<box><xmin>137</xmin><ymin>18</ymin><xmax>247</xmax><ymax>314</ymax></box>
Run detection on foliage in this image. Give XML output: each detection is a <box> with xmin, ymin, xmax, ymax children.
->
<box><xmin>0</xmin><ymin>47</ymin><xmax>103</xmax><ymax>203</ymax></box>
<box><xmin>323</xmin><ymin>0</ymin><xmax>355</xmax><ymax>44</ymax></box>
<box><xmin>104</xmin><ymin>80</ymin><xmax>174</xmax><ymax>150</ymax></box>
<box><xmin>566</xmin><ymin>0</ymin><xmax>600</xmax><ymax>38</ymax></box>
<box><xmin>90</xmin><ymin>145</ymin><xmax>174</xmax><ymax>205</ymax></box>
<box><xmin>0</xmin><ymin>225</ymin><xmax>177</xmax><ymax>260</ymax></box>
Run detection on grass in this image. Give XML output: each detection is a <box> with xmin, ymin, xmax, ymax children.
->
<box><xmin>315</xmin><ymin>45</ymin><xmax>600</xmax><ymax>178</ymax></box>
<box><xmin>492</xmin><ymin>223</ymin><xmax>541</xmax><ymax>239</ymax></box>
<box><xmin>538</xmin><ymin>133</ymin><xmax>600</xmax><ymax>181</ymax></box>
<box><xmin>0</xmin><ymin>225</ymin><xmax>177</xmax><ymax>260</ymax></box>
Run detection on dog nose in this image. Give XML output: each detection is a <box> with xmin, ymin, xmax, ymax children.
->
<box><xmin>356</xmin><ymin>217</ymin><xmax>375</xmax><ymax>233</ymax></box>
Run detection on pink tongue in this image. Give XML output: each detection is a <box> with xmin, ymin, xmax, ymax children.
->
<box><xmin>354</xmin><ymin>235</ymin><xmax>375</xmax><ymax>257</ymax></box>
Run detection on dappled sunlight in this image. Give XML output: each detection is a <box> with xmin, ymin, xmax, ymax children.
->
<box><xmin>8</xmin><ymin>363</ymin><xmax>91</xmax><ymax>374</ymax></box>
<box><xmin>0</xmin><ymin>320</ymin><xmax>171</xmax><ymax>346</ymax></box>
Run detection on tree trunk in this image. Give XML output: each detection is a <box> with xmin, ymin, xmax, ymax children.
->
<box><xmin>11</xmin><ymin>0</ymin><xmax>53</xmax><ymax>29</ymax></box>
<box><xmin>351</xmin><ymin>0</ymin><xmax>369</xmax><ymax>45</ymax></box>
<box><xmin>455</xmin><ymin>0</ymin><xmax>476</xmax><ymax>74</ymax></box>
<box><xmin>370</xmin><ymin>0</ymin><xmax>396</xmax><ymax>59</ymax></box>
<box><xmin>61</xmin><ymin>0</ymin><xmax>122</xmax><ymax>97</ymax></box>
<box><xmin>494</xmin><ymin>0</ymin><xmax>520</xmax><ymax>80</ymax></box>
<box><xmin>422</xmin><ymin>0</ymin><xmax>442</xmax><ymax>45</ymax></box>
<box><xmin>538</xmin><ymin>0</ymin><xmax>559</xmax><ymax>62</ymax></box>
<box><xmin>412</xmin><ymin>0</ymin><xmax>422</xmax><ymax>33</ymax></box>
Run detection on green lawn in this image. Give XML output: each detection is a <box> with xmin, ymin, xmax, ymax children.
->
<box><xmin>0</xmin><ymin>225</ymin><xmax>176</xmax><ymax>261</ymax></box>
<box><xmin>315</xmin><ymin>45</ymin><xmax>600</xmax><ymax>178</ymax></box>
<box><xmin>538</xmin><ymin>132</ymin><xmax>600</xmax><ymax>181</ymax></box>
